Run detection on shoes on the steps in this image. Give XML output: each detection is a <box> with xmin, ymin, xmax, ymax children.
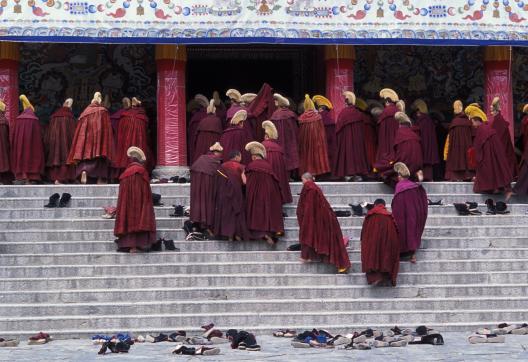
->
<box><xmin>196</xmin><ymin>346</ymin><xmax>220</xmax><ymax>355</ymax></box>
<box><xmin>454</xmin><ymin>203</ymin><xmax>470</xmax><ymax>215</ymax></box>
<box><xmin>0</xmin><ymin>338</ymin><xmax>19</xmax><ymax>347</ymax></box>
<box><xmin>291</xmin><ymin>340</ymin><xmax>310</xmax><ymax>348</ymax></box>
<box><xmin>145</xmin><ymin>335</ymin><xmax>155</xmax><ymax>343</ymax></box>
<box><xmin>468</xmin><ymin>334</ymin><xmax>505</xmax><ymax>344</ymax></box>
<box><xmin>465</xmin><ymin>202</ymin><xmax>481</xmax><ymax>215</ymax></box>
<box><xmin>495</xmin><ymin>201</ymin><xmax>510</xmax><ymax>214</ymax></box>
<box><xmin>427</xmin><ymin>199</ymin><xmax>443</xmax><ymax>206</ymax></box>
<box><xmin>350</xmin><ymin>203</ymin><xmax>365</xmax><ymax>217</ymax></box>
<box><xmin>287</xmin><ymin>244</ymin><xmax>301</xmax><ymax>251</ymax></box>
<box><xmin>485</xmin><ymin>199</ymin><xmax>497</xmax><ymax>215</ymax></box>
<box><xmin>334</xmin><ymin>210</ymin><xmax>351</xmax><ymax>217</ymax></box>
<box><xmin>135</xmin><ymin>335</ymin><xmax>145</xmax><ymax>343</ymax></box>
<box><xmin>172</xmin><ymin>345</ymin><xmax>196</xmax><ymax>355</ymax></box>
<box><xmin>44</xmin><ymin>193</ymin><xmax>60</xmax><ymax>208</ymax></box>
<box><xmin>512</xmin><ymin>324</ymin><xmax>528</xmax><ymax>335</ymax></box>
<box><xmin>152</xmin><ymin>333</ymin><xmax>168</xmax><ymax>343</ymax></box>
<box><xmin>58</xmin><ymin>193</ymin><xmax>71</xmax><ymax>208</ymax></box>
<box><xmin>152</xmin><ymin>193</ymin><xmax>163</xmax><ymax>206</ymax></box>
<box><xmin>373</xmin><ymin>340</ymin><xmax>389</xmax><ymax>348</ymax></box>
<box><xmin>170</xmin><ymin>205</ymin><xmax>184</xmax><ymax>217</ymax></box>
<box><xmin>327</xmin><ymin>335</ymin><xmax>351</xmax><ymax>346</ymax></box>
<box><xmin>150</xmin><ymin>239</ymin><xmax>163</xmax><ymax>252</ymax></box>
<box><xmin>201</xmin><ymin>322</ymin><xmax>214</xmax><ymax>331</ymax></box>
<box><xmin>492</xmin><ymin>323</ymin><xmax>517</xmax><ymax>335</ymax></box>
<box><xmin>409</xmin><ymin>333</ymin><xmax>444</xmax><ymax>345</ymax></box>
<box><xmin>162</xmin><ymin>238</ymin><xmax>179</xmax><ymax>251</ymax></box>
<box><xmin>28</xmin><ymin>332</ymin><xmax>52</xmax><ymax>345</ymax></box>
<box><xmin>389</xmin><ymin>339</ymin><xmax>407</xmax><ymax>347</ymax></box>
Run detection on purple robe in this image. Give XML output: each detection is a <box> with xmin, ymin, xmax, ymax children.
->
<box><xmin>270</xmin><ymin>108</ymin><xmax>299</xmax><ymax>171</ymax></box>
<box><xmin>376</xmin><ymin>103</ymin><xmax>399</xmax><ymax>164</ymax></box>
<box><xmin>391</xmin><ymin>179</ymin><xmax>428</xmax><ymax>253</ymax></box>
<box><xmin>219</xmin><ymin>126</ymin><xmax>252</xmax><ymax>165</ymax></box>
<box><xmin>190</xmin><ymin>154</ymin><xmax>221</xmax><ymax>229</ymax></box>
<box><xmin>320</xmin><ymin>109</ymin><xmax>337</xmax><ymax>176</ymax></box>
<box><xmin>193</xmin><ymin>114</ymin><xmax>223</xmax><ymax>163</ymax></box>
<box><xmin>414</xmin><ymin>113</ymin><xmax>439</xmax><ymax>181</ymax></box>
<box><xmin>188</xmin><ymin>108</ymin><xmax>207</xmax><ymax>163</ymax></box>
<box><xmin>262</xmin><ymin>139</ymin><xmax>292</xmax><ymax>204</ymax></box>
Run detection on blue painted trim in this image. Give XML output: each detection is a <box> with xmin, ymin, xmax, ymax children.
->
<box><xmin>1</xmin><ymin>35</ymin><xmax>527</xmax><ymax>47</ymax></box>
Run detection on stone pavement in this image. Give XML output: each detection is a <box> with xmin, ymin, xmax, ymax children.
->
<box><xmin>1</xmin><ymin>333</ymin><xmax>528</xmax><ymax>361</ymax></box>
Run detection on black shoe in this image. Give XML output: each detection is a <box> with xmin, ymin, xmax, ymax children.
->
<box><xmin>150</xmin><ymin>239</ymin><xmax>163</xmax><ymax>252</ymax></box>
<box><xmin>58</xmin><ymin>193</ymin><xmax>71</xmax><ymax>208</ymax></box>
<box><xmin>178</xmin><ymin>177</ymin><xmax>187</xmax><ymax>184</ymax></box>
<box><xmin>44</xmin><ymin>193</ymin><xmax>60</xmax><ymax>208</ymax></box>
<box><xmin>427</xmin><ymin>199</ymin><xmax>443</xmax><ymax>206</ymax></box>
<box><xmin>454</xmin><ymin>203</ymin><xmax>470</xmax><ymax>216</ymax></box>
<box><xmin>163</xmin><ymin>239</ymin><xmax>179</xmax><ymax>251</ymax></box>
<box><xmin>169</xmin><ymin>176</ymin><xmax>179</xmax><ymax>183</ymax></box>
<box><xmin>350</xmin><ymin>203</ymin><xmax>364</xmax><ymax>217</ymax></box>
<box><xmin>172</xmin><ymin>345</ymin><xmax>195</xmax><ymax>355</ymax></box>
<box><xmin>152</xmin><ymin>193</ymin><xmax>164</xmax><ymax>206</ymax></box>
<box><xmin>153</xmin><ymin>333</ymin><xmax>168</xmax><ymax>343</ymax></box>
<box><xmin>98</xmin><ymin>342</ymin><xmax>108</xmax><ymax>355</ymax></box>
<box><xmin>170</xmin><ymin>205</ymin><xmax>184</xmax><ymax>217</ymax></box>
<box><xmin>287</xmin><ymin>243</ymin><xmax>301</xmax><ymax>251</ymax></box>
<box><xmin>496</xmin><ymin>201</ymin><xmax>510</xmax><ymax>214</ymax></box>
<box><xmin>485</xmin><ymin>199</ymin><xmax>496</xmax><ymax>215</ymax></box>
<box><xmin>115</xmin><ymin>341</ymin><xmax>130</xmax><ymax>352</ymax></box>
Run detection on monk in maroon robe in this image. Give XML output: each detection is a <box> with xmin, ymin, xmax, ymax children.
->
<box><xmin>490</xmin><ymin>97</ymin><xmax>517</xmax><ymax>178</ymax></box>
<box><xmin>68</xmin><ymin>92</ymin><xmax>113</xmax><ymax>184</ymax></box>
<box><xmin>466</xmin><ymin>105</ymin><xmax>513</xmax><ymax>194</ymax></box>
<box><xmin>262</xmin><ymin>121</ymin><xmax>292</xmax><ymax>204</ymax></box>
<box><xmin>0</xmin><ymin>101</ymin><xmax>12</xmax><ymax>184</ymax></box>
<box><xmin>213</xmin><ymin>150</ymin><xmax>249</xmax><ymax>240</ymax></box>
<box><xmin>411</xmin><ymin>99</ymin><xmax>439</xmax><ymax>181</ymax></box>
<box><xmin>113</xmin><ymin>97</ymin><xmax>152</xmax><ymax>178</ymax></box>
<box><xmin>444</xmin><ymin>101</ymin><xmax>474</xmax><ymax>181</ymax></box>
<box><xmin>360</xmin><ymin>199</ymin><xmax>400</xmax><ymax>286</ymax></box>
<box><xmin>297</xmin><ymin>172</ymin><xmax>350</xmax><ymax>273</ymax></box>
<box><xmin>391</xmin><ymin>162</ymin><xmax>428</xmax><ymax>264</ymax></box>
<box><xmin>226</xmin><ymin>89</ymin><xmax>244</xmax><ymax>124</ymax></box>
<box><xmin>190</xmin><ymin>142</ymin><xmax>223</xmax><ymax>235</ymax></box>
<box><xmin>247</xmin><ymin>83</ymin><xmax>276</xmax><ymax>142</ymax></box>
<box><xmin>298</xmin><ymin>95</ymin><xmax>330</xmax><ymax>176</ymax></box>
<box><xmin>45</xmin><ymin>98</ymin><xmax>76</xmax><ymax>183</ymax></box>
<box><xmin>10</xmin><ymin>95</ymin><xmax>45</xmax><ymax>183</ymax></box>
<box><xmin>219</xmin><ymin>110</ymin><xmax>253</xmax><ymax>165</ymax></box>
<box><xmin>114</xmin><ymin>147</ymin><xmax>156</xmax><ymax>253</ymax></box>
<box><xmin>110</xmin><ymin>97</ymin><xmax>131</xmax><ymax>140</ymax></box>
<box><xmin>334</xmin><ymin>92</ymin><xmax>370</xmax><ymax>179</ymax></box>
<box><xmin>357</xmin><ymin>98</ymin><xmax>378</xmax><ymax>171</ymax></box>
<box><xmin>376</xmin><ymin>89</ymin><xmax>400</xmax><ymax>164</ymax></box>
<box><xmin>188</xmin><ymin>94</ymin><xmax>209</xmax><ymax>163</ymax></box>
<box><xmin>270</xmin><ymin>93</ymin><xmax>299</xmax><ymax>173</ymax></box>
<box><xmin>212</xmin><ymin>91</ymin><xmax>227</xmax><ymax>127</ymax></box>
<box><xmin>193</xmin><ymin>100</ymin><xmax>223</xmax><ymax>163</ymax></box>
<box><xmin>313</xmin><ymin>95</ymin><xmax>337</xmax><ymax>177</ymax></box>
<box><xmin>245</xmin><ymin>141</ymin><xmax>284</xmax><ymax>245</ymax></box>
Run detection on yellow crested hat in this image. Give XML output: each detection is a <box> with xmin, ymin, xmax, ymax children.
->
<box><xmin>303</xmin><ymin>94</ymin><xmax>315</xmax><ymax>112</ymax></box>
<box><xmin>262</xmin><ymin>120</ymin><xmax>278</xmax><ymax>140</ymax></box>
<box><xmin>127</xmin><ymin>146</ymin><xmax>146</xmax><ymax>162</ymax></box>
<box><xmin>245</xmin><ymin>141</ymin><xmax>266</xmax><ymax>159</ymax></box>
<box><xmin>394</xmin><ymin>162</ymin><xmax>410</xmax><ymax>178</ymax></box>
<box><xmin>19</xmin><ymin>95</ymin><xmax>34</xmax><ymax>112</ymax></box>
<box><xmin>395</xmin><ymin>111</ymin><xmax>412</xmax><ymax>125</ymax></box>
<box><xmin>226</xmin><ymin>89</ymin><xmax>241</xmax><ymax>103</ymax></box>
<box><xmin>273</xmin><ymin>93</ymin><xmax>290</xmax><ymax>107</ymax></box>
<box><xmin>209</xmin><ymin>142</ymin><xmax>223</xmax><ymax>153</ymax></box>
<box><xmin>0</xmin><ymin>100</ymin><xmax>6</xmax><ymax>113</ymax></box>
<box><xmin>355</xmin><ymin>98</ymin><xmax>368</xmax><ymax>112</ymax></box>
<box><xmin>231</xmin><ymin>110</ymin><xmax>247</xmax><ymax>125</ymax></box>
<box><xmin>312</xmin><ymin>95</ymin><xmax>333</xmax><ymax>110</ymax></box>
<box><xmin>411</xmin><ymin>99</ymin><xmax>428</xmax><ymax>114</ymax></box>
<box><xmin>465</xmin><ymin>104</ymin><xmax>487</xmax><ymax>123</ymax></box>
<box><xmin>379</xmin><ymin>88</ymin><xmax>399</xmax><ymax>102</ymax></box>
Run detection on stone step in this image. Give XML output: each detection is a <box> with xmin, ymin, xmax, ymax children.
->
<box><xmin>2</xmin><ymin>271</ymin><xmax>528</xmax><ymax>292</ymax></box>
<box><xmin>1</xmin><ymin>249</ymin><xmax>527</xmax><ymax>267</ymax></box>
<box><xmin>2</xmin><ymin>296</ymin><xmax>526</xmax><ymax>318</ymax></box>
<box><xmin>1</xmin><ymin>309</ymin><xmax>526</xmax><ymax>332</ymax></box>
<box><xmin>0</xmin><ymin>214</ymin><xmax>525</xmax><ymax>231</ymax></box>
<box><xmin>1</xmin><ymin>224</ymin><xmax>526</xmax><ymax>242</ymax></box>
<box><xmin>1</xmin><ymin>259</ymin><xmax>527</xmax><ymax>278</ymax></box>
<box><xmin>2</xmin><ymin>236</ymin><xmax>525</xmax><ymax>254</ymax></box>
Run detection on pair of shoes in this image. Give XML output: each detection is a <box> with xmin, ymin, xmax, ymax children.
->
<box><xmin>152</xmin><ymin>193</ymin><xmax>164</xmax><ymax>206</ymax></box>
<box><xmin>349</xmin><ymin>204</ymin><xmax>365</xmax><ymax>217</ymax></box>
<box><xmin>44</xmin><ymin>193</ymin><xmax>71</xmax><ymax>208</ymax></box>
<box><xmin>454</xmin><ymin>202</ymin><xmax>481</xmax><ymax>216</ymax></box>
<box><xmin>146</xmin><ymin>333</ymin><xmax>168</xmax><ymax>343</ymax></box>
<box><xmin>158</xmin><ymin>238</ymin><xmax>179</xmax><ymax>251</ymax></box>
<box><xmin>170</xmin><ymin>205</ymin><xmax>184</xmax><ymax>217</ymax></box>
<box><xmin>468</xmin><ymin>334</ymin><xmax>505</xmax><ymax>344</ymax></box>
<box><xmin>427</xmin><ymin>199</ymin><xmax>443</xmax><ymax>206</ymax></box>
<box><xmin>273</xmin><ymin>329</ymin><xmax>296</xmax><ymax>338</ymax></box>
<box><xmin>28</xmin><ymin>332</ymin><xmax>52</xmax><ymax>345</ymax></box>
<box><xmin>172</xmin><ymin>345</ymin><xmax>220</xmax><ymax>355</ymax></box>
<box><xmin>486</xmin><ymin>199</ymin><xmax>510</xmax><ymax>215</ymax></box>
<box><xmin>0</xmin><ymin>338</ymin><xmax>19</xmax><ymax>347</ymax></box>
<box><xmin>168</xmin><ymin>331</ymin><xmax>186</xmax><ymax>342</ymax></box>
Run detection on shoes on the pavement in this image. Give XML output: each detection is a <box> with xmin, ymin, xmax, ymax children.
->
<box><xmin>172</xmin><ymin>345</ymin><xmax>196</xmax><ymax>355</ymax></box>
<box><xmin>246</xmin><ymin>344</ymin><xmax>261</xmax><ymax>351</ymax></box>
<box><xmin>468</xmin><ymin>334</ymin><xmax>505</xmax><ymax>344</ymax></box>
<box><xmin>291</xmin><ymin>340</ymin><xmax>310</xmax><ymax>348</ymax></box>
<box><xmin>389</xmin><ymin>339</ymin><xmax>408</xmax><ymax>347</ymax></box>
<box><xmin>153</xmin><ymin>333</ymin><xmax>168</xmax><ymax>343</ymax></box>
<box><xmin>373</xmin><ymin>340</ymin><xmax>389</xmax><ymax>348</ymax></box>
<box><xmin>28</xmin><ymin>332</ymin><xmax>52</xmax><ymax>345</ymax></box>
<box><xmin>145</xmin><ymin>335</ymin><xmax>155</xmax><ymax>343</ymax></box>
<box><xmin>0</xmin><ymin>338</ymin><xmax>19</xmax><ymax>347</ymax></box>
<box><xmin>168</xmin><ymin>331</ymin><xmax>186</xmax><ymax>342</ymax></box>
<box><xmin>196</xmin><ymin>346</ymin><xmax>220</xmax><ymax>355</ymax></box>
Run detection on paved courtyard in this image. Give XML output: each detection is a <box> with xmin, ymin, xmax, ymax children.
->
<box><xmin>1</xmin><ymin>333</ymin><xmax>528</xmax><ymax>361</ymax></box>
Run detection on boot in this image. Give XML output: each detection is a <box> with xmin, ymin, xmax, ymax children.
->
<box><xmin>58</xmin><ymin>193</ymin><xmax>71</xmax><ymax>208</ymax></box>
<box><xmin>44</xmin><ymin>193</ymin><xmax>60</xmax><ymax>208</ymax></box>
<box><xmin>163</xmin><ymin>239</ymin><xmax>179</xmax><ymax>251</ymax></box>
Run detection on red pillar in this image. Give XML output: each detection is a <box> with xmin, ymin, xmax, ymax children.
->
<box><xmin>153</xmin><ymin>45</ymin><xmax>188</xmax><ymax>179</ymax></box>
<box><xmin>0</xmin><ymin>42</ymin><xmax>19</xmax><ymax>124</ymax></box>
<box><xmin>484</xmin><ymin>46</ymin><xmax>514</xmax><ymax>141</ymax></box>
<box><xmin>324</xmin><ymin>45</ymin><xmax>355</xmax><ymax>117</ymax></box>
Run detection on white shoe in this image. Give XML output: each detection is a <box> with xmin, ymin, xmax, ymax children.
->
<box><xmin>373</xmin><ymin>340</ymin><xmax>389</xmax><ymax>348</ymax></box>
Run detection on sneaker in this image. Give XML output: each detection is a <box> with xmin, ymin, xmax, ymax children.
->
<box><xmin>172</xmin><ymin>345</ymin><xmax>196</xmax><ymax>355</ymax></box>
<box><xmin>238</xmin><ymin>342</ymin><xmax>247</xmax><ymax>350</ymax></box>
<box><xmin>210</xmin><ymin>336</ymin><xmax>228</xmax><ymax>344</ymax></box>
<box><xmin>389</xmin><ymin>340</ymin><xmax>408</xmax><ymax>347</ymax></box>
<box><xmin>136</xmin><ymin>335</ymin><xmax>145</xmax><ymax>343</ymax></box>
<box><xmin>145</xmin><ymin>335</ymin><xmax>155</xmax><ymax>343</ymax></box>
<box><xmin>196</xmin><ymin>346</ymin><xmax>220</xmax><ymax>355</ymax></box>
<box><xmin>283</xmin><ymin>330</ymin><xmax>297</xmax><ymax>338</ymax></box>
<box><xmin>153</xmin><ymin>333</ymin><xmax>168</xmax><ymax>343</ymax></box>
<box><xmin>373</xmin><ymin>340</ymin><xmax>389</xmax><ymax>348</ymax></box>
<box><xmin>0</xmin><ymin>339</ymin><xmax>19</xmax><ymax>347</ymax></box>
<box><xmin>28</xmin><ymin>332</ymin><xmax>51</xmax><ymax>345</ymax></box>
<box><xmin>329</xmin><ymin>335</ymin><xmax>351</xmax><ymax>346</ymax></box>
<box><xmin>168</xmin><ymin>332</ymin><xmax>186</xmax><ymax>342</ymax></box>
<box><xmin>246</xmin><ymin>344</ymin><xmax>261</xmax><ymax>351</ymax></box>
<box><xmin>291</xmin><ymin>341</ymin><xmax>310</xmax><ymax>348</ymax></box>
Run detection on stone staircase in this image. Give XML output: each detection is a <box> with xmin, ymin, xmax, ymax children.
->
<box><xmin>0</xmin><ymin>182</ymin><xmax>527</xmax><ymax>338</ymax></box>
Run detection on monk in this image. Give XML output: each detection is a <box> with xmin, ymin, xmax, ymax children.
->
<box><xmin>270</xmin><ymin>93</ymin><xmax>299</xmax><ymax>173</ymax></box>
<box><xmin>247</xmin><ymin>83</ymin><xmax>276</xmax><ymax>142</ymax></box>
<box><xmin>357</xmin><ymin>98</ymin><xmax>378</xmax><ymax>170</ymax></box>
<box><xmin>0</xmin><ymin>100</ymin><xmax>12</xmax><ymax>184</ymax></box>
<box><xmin>45</xmin><ymin>98</ymin><xmax>76</xmax><ymax>184</ymax></box>
<box><xmin>313</xmin><ymin>95</ymin><xmax>337</xmax><ymax>177</ymax></box>
<box><xmin>411</xmin><ymin>99</ymin><xmax>439</xmax><ymax>181</ymax></box>
<box><xmin>244</xmin><ymin>141</ymin><xmax>284</xmax><ymax>245</ymax></box>
<box><xmin>391</xmin><ymin>162</ymin><xmax>428</xmax><ymax>264</ymax></box>
<box><xmin>490</xmin><ymin>97</ymin><xmax>517</xmax><ymax>178</ymax></box>
<box><xmin>110</xmin><ymin>97</ymin><xmax>131</xmax><ymax>139</ymax></box>
<box><xmin>220</xmin><ymin>109</ymin><xmax>253</xmax><ymax>165</ymax></box>
<box><xmin>225</xmin><ymin>89</ymin><xmax>245</xmax><ymax>126</ymax></box>
<box><xmin>68</xmin><ymin>92</ymin><xmax>113</xmax><ymax>184</ymax></box>
<box><xmin>190</xmin><ymin>142</ymin><xmax>223</xmax><ymax>236</ymax></box>
<box><xmin>10</xmin><ymin>95</ymin><xmax>45</xmax><ymax>184</ymax></box>
<box><xmin>360</xmin><ymin>198</ymin><xmax>400</xmax><ymax>286</ymax></box>
<box><xmin>466</xmin><ymin>104</ymin><xmax>513</xmax><ymax>194</ymax></box>
<box><xmin>334</xmin><ymin>91</ymin><xmax>370</xmax><ymax>179</ymax></box>
<box><xmin>188</xmin><ymin>94</ymin><xmax>209</xmax><ymax>163</ymax></box>
<box><xmin>376</xmin><ymin>88</ymin><xmax>400</xmax><ymax>164</ymax></box>
<box><xmin>114</xmin><ymin>147</ymin><xmax>156</xmax><ymax>253</ymax></box>
<box><xmin>298</xmin><ymin>95</ymin><xmax>330</xmax><ymax>176</ymax></box>
<box><xmin>193</xmin><ymin>99</ymin><xmax>223</xmax><ymax>163</ymax></box>
<box><xmin>212</xmin><ymin>91</ymin><xmax>227</xmax><ymax>126</ymax></box>
<box><xmin>113</xmin><ymin>97</ymin><xmax>152</xmax><ymax>178</ymax></box>
<box><xmin>261</xmin><ymin>121</ymin><xmax>292</xmax><ymax>204</ymax></box>
<box><xmin>444</xmin><ymin>100</ymin><xmax>474</xmax><ymax>181</ymax></box>
<box><xmin>297</xmin><ymin>172</ymin><xmax>350</xmax><ymax>273</ymax></box>
<box><xmin>213</xmin><ymin>150</ymin><xmax>249</xmax><ymax>241</ymax></box>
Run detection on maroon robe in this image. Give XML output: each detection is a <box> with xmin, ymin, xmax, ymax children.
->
<box><xmin>190</xmin><ymin>154</ymin><xmax>222</xmax><ymax>229</ymax></box>
<box><xmin>361</xmin><ymin>204</ymin><xmax>400</xmax><ymax>286</ymax></box>
<box><xmin>45</xmin><ymin>107</ymin><xmax>76</xmax><ymax>182</ymax></box>
<box><xmin>297</xmin><ymin>180</ymin><xmax>351</xmax><ymax>270</ymax></box>
<box><xmin>262</xmin><ymin>139</ymin><xmax>292</xmax><ymax>204</ymax></box>
<box><xmin>0</xmin><ymin>111</ymin><xmax>11</xmax><ymax>182</ymax></box>
<box><xmin>113</xmin><ymin>107</ymin><xmax>152</xmax><ymax>176</ymax></box>
<box><xmin>188</xmin><ymin>108</ymin><xmax>207</xmax><ymax>163</ymax></box>
<box><xmin>445</xmin><ymin>114</ymin><xmax>474</xmax><ymax>181</ymax></box>
<box><xmin>110</xmin><ymin>108</ymin><xmax>126</xmax><ymax>141</ymax></box>
<box><xmin>213</xmin><ymin>160</ymin><xmax>249</xmax><ymax>240</ymax></box>
<box><xmin>10</xmin><ymin>108</ymin><xmax>45</xmax><ymax>181</ymax></box>
<box><xmin>473</xmin><ymin>123</ymin><xmax>513</xmax><ymax>193</ymax></box>
<box><xmin>68</xmin><ymin>103</ymin><xmax>113</xmax><ymax>179</ymax></box>
<box><xmin>270</xmin><ymin>108</ymin><xmax>299</xmax><ymax>171</ymax></box>
<box><xmin>391</xmin><ymin>179</ymin><xmax>428</xmax><ymax>254</ymax></box>
<box><xmin>114</xmin><ymin>162</ymin><xmax>156</xmax><ymax>249</ymax></box>
<box><xmin>363</xmin><ymin>112</ymin><xmax>378</xmax><ymax>169</ymax></box>
<box><xmin>219</xmin><ymin>126</ymin><xmax>252</xmax><ymax>165</ymax></box>
<box><xmin>298</xmin><ymin>110</ymin><xmax>330</xmax><ymax>176</ymax></box>
<box><xmin>492</xmin><ymin>112</ymin><xmax>517</xmax><ymax>178</ymax></box>
<box><xmin>376</xmin><ymin>103</ymin><xmax>399</xmax><ymax>163</ymax></box>
<box><xmin>414</xmin><ymin>113</ymin><xmax>439</xmax><ymax>181</ymax></box>
<box><xmin>215</xmin><ymin>102</ymin><xmax>227</xmax><ymax>128</ymax></box>
<box><xmin>245</xmin><ymin>158</ymin><xmax>284</xmax><ymax>239</ymax></box>
<box><xmin>193</xmin><ymin>114</ymin><xmax>223</xmax><ymax>163</ymax></box>
<box><xmin>522</xmin><ymin>115</ymin><xmax>528</xmax><ymax>153</ymax></box>
<box><xmin>334</xmin><ymin>105</ymin><xmax>370</xmax><ymax>177</ymax></box>
<box><xmin>320</xmin><ymin>109</ymin><xmax>337</xmax><ymax>176</ymax></box>
<box><xmin>247</xmin><ymin>83</ymin><xmax>276</xmax><ymax>142</ymax></box>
